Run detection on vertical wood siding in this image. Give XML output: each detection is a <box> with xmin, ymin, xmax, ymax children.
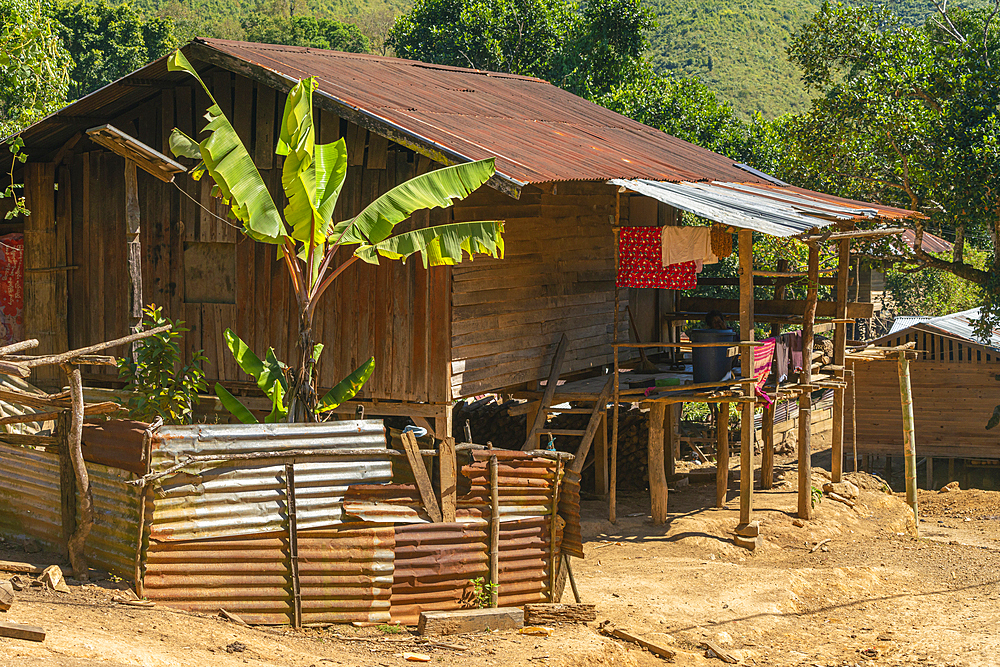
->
<box><xmin>64</xmin><ymin>70</ymin><xmax>448</xmax><ymax>403</ymax></box>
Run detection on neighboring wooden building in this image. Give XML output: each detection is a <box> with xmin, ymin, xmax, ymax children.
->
<box><xmin>6</xmin><ymin>38</ymin><xmax>911</xmax><ymax>457</ymax></box>
<box><xmin>847</xmin><ymin>308</ymin><xmax>1000</xmax><ymax>463</ymax></box>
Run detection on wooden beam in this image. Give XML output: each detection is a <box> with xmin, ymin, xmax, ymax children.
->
<box><xmin>677</xmin><ymin>297</ymin><xmax>873</xmax><ymax>319</ymax></box>
<box><xmin>439</xmin><ymin>437</ymin><xmax>457</xmax><ymax>523</ymax></box>
<box><xmin>716</xmin><ymin>402</ymin><xmax>730</xmax><ymax>507</ymax></box>
<box><xmin>797</xmin><ymin>227</ymin><xmax>906</xmax><ymax>242</ymax></box>
<box><xmin>648</xmin><ymin>402</ymin><xmax>668</xmax><ymax>525</ymax></box>
<box><xmin>124</xmin><ymin>161</ymin><xmax>142</xmax><ymax>342</ymax></box>
<box><xmin>798</xmin><ymin>244</ymin><xmax>820</xmax><ymax>520</ymax></box>
<box><xmin>522</xmin><ymin>334</ymin><xmax>570</xmax><ymax>450</ymax></box>
<box><xmin>831</xmin><ymin>237</ymin><xmax>850</xmax><ymax>482</ymax></box>
<box><xmin>738</xmin><ymin>229</ymin><xmax>754</xmax><ymax>527</ymax></box>
<box><xmin>418</xmin><ymin>608</ymin><xmax>523</xmax><ymax>635</ymax></box>
<box><xmin>594</xmin><ymin>412</ymin><xmax>608</xmax><ymax>496</ymax></box>
<box><xmin>401</xmin><ymin>431</ymin><xmax>442</xmax><ymax>523</ymax></box>
<box><xmin>761</xmin><ymin>401</ymin><xmax>775</xmax><ymax>489</ymax></box>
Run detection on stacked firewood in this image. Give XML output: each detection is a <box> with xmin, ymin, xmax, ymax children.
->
<box><xmin>451</xmin><ymin>396</ymin><xmax>526</xmax><ymax>450</ymax></box>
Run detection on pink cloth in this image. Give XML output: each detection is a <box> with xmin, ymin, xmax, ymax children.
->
<box><xmin>753</xmin><ymin>337</ymin><xmax>777</xmax><ymax>406</ymax></box>
<box><xmin>0</xmin><ymin>233</ymin><xmax>23</xmax><ymax>346</ymax></box>
<box><xmin>617</xmin><ymin>227</ymin><xmax>697</xmax><ymax>289</ymax></box>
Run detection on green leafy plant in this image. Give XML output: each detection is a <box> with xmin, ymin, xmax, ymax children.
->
<box><xmin>214</xmin><ymin>329</ymin><xmax>374</xmax><ymax>424</ymax></box>
<box><xmin>376</xmin><ymin>623</ymin><xmax>402</xmax><ymax>634</ymax></box>
<box><xmin>469</xmin><ymin>576</ymin><xmax>497</xmax><ymax>609</ymax></box>
<box><xmin>167</xmin><ymin>49</ymin><xmax>504</xmax><ymax>422</ymax></box>
<box><xmin>810</xmin><ymin>484</ymin><xmax>822</xmax><ymax>508</ymax></box>
<box><xmin>117</xmin><ymin>305</ymin><xmax>207</xmax><ymax>424</ymax></box>
<box><xmin>2</xmin><ymin>136</ymin><xmax>28</xmax><ymax>219</ymax></box>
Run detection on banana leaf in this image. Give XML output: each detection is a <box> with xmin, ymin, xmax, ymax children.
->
<box><xmin>223</xmin><ymin>328</ymin><xmax>265</xmax><ymax>379</ymax></box>
<box><xmin>214</xmin><ymin>383</ymin><xmax>258</xmax><ymax>424</ymax></box>
<box><xmin>317</xmin><ymin>357</ymin><xmax>375</xmax><ymax>413</ymax></box>
<box><xmin>167</xmin><ymin>50</ymin><xmax>285</xmax><ymax>244</ymax></box>
<box><xmin>355</xmin><ymin>220</ymin><xmax>505</xmax><ymax>268</ymax></box>
<box><xmin>332</xmin><ymin>158</ymin><xmax>496</xmax><ymax>245</ymax></box>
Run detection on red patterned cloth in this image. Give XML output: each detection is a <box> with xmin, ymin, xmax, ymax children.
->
<box><xmin>617</xmin><ymin>227</ymin><xmax>697</xmax><ymax>289</ymax></box>
<box><xmin>0</xmin><ymin>233</ymin><xmax>23</xmax><ymax>346</ymax></box>
<box><xmin>753</xmin><ymin>337</ymin><xmax>777</xmax><ymax>406</ymax></box>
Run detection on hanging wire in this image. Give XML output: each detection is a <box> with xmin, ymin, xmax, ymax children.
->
<box><xmin>173</xmin><ymin>181</ymin><xmax>244</xmax><ymax>231</ymax></box>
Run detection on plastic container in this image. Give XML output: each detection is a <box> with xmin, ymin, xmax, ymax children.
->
<box><xmin>689</xmin><ymin>328</ymin><xmax>737</xmax><ymax>384</ymax></box>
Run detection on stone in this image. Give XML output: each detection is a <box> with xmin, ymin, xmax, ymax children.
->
<box><xmin>39</xmin><ymin>565</ymin><xmax>70</xmax><ymax>594</ymax></box>
<box><xmin>822</xmin><ymin>481</ymin><xmax>860</xmax><ymax>500</ymax></box>
<box><xmin>418</xmin><ymin>607</ymin><xmax>524</xmax><ymax>635</ymax></box>
<box><xmin>939</xmin><ymin>481</ymin><xmax>960</xmax><ymax>493</ymax></box>
<box><xmin>735</xmin><ymin>521</ymin><xmax>759</xmax><ymax>538</ymax></box>
<box><xmin>733</xmin><ymin>535</ymin><xmax>757</xmax><ymax>551</ymax></box>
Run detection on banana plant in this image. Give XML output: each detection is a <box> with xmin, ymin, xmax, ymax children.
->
<box><xmin>166</xmin><ymin>49</ymin><xmax>505</xmax><ymax>421</ymax></box>
<box><xmin>214</xmin><ymin>329</ymin><xmax>374</xmax><ymax>423</ymax></box>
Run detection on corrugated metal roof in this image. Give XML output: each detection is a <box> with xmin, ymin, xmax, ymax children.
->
<box><xmin>921</xmin><ymin>308</ymin><xmax>1000</xmax><ymax>350</ymax></box>
<box><xmin>901</xmin><ymin>229</ymin><xmax>953</xmax><ymax>254</ymax></box>
<box><xmin>609</xmin><ymin>179</ymin><xmax>915</xmax><ymax>236</ymax></box>
<box><xmin>889</xmin><ymin>316</ymin><xmax>932</xmax><ymax>335</ymax></box>
<box><xmin>149</xmin><ymin>421</ymin><xmax>392</xmax><ymax>541</ymax></box>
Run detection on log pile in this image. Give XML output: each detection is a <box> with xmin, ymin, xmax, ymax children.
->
<box><xmin>451</xmin><ymin>396</ymin><xmax>526</xmax><ymax>450</ymax></box>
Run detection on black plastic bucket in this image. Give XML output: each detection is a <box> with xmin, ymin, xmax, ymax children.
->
<box><xmin>689</xmin><ymin>328</ymin><xmax>737</xmax><ymax>383</ymax></box>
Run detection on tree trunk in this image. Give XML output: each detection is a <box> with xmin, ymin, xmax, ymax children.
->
<box><xmin>288</xmin><ymin>308</ymin><xmax>318</xmax><ymax>423</ymax></box>
<box><xmin>953</xmin><ymin>224</ymin><xmax>965</xmax><ymax>264</ymax></box>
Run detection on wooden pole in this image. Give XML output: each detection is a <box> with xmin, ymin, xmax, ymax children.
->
<box><xmin>648</xmin><ymin>402</ymin><xmax>668</xmax><ymax>524</ymax></box>
<box><xmin>548</xmin><ymin>460</ymin><xmax>563</xmax><ymax>602</ymax></box>
<box><xmin>797</xmin><ymin>244</ymin><xmax>820</xmax><ymax>520</ymax></box>
<box><xmin>488</xmin><ymin>452</ymin><xmax>500</xmax><ymax>606</ymax></box>
<box><xmin>716</xmin><ymin>402</ymin><xmax>730</xmax><ymax>507</ymax></box>
<box><xmin>898</xmin><ymin>351</ymin><xmax>919</xmax><ymax>533</ymax></box>
<box><xmin>125</xmin><ymin>161</ymin><xmax>143</xmax><ymax>354</ymax></box>
<box><xmin>761</xmin><ymin>402</ymin><xmax>775</xmax><ymax>489</ymax></box>
<box><xmin>738</xmin><ymin>229</ymin><xmax>754</xmax><ymax>526</ymax></box>
<box><xmin>61</xmin><ymin>364</ymin><xmax>91</xmax><ymax>580</ymax></box>
<box><xmin>284</xmin><ymin>463</ymin><xmax>302</xmax><ymax>628</ymax></box>
<box><xmin>849</xmin><ymin>362</ymin><xmax>858</xmax><ymax>473</ymax></box>
<box><xmin>56</xmin><ymin>412</ymin><xmax>76</xmax><ymax>560</ymax></box>
<box><xmin>831</xmin><ymin>238</ymin><xmax>850</xmax><ymax>482</ymax></box>
<box><xmin>439</xmin><ymin>437</ymin><xmax>457</xmax><ymax>523</ymax></box>
<box><xmin>610</xmin><ymin>195</ymin><xmax>621</xmax><ymax>524</ymax></box>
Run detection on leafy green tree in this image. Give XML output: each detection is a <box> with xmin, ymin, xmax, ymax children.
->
<box><xmin>0</xmin><ymin>0</ymin><xmax>72</xmax><ymax>137</ymax></box>
<box><xmin>242</xmin><ymin>13</ymin><xmax>369</xmax><ymax>51</ymax></box>
<box><xmin>166</xmin><ymin>49</ymin><xmax>505</xmax><ymax>421</ymax></box>
<box><xmin>388</xmin><ymin>0</ymin><xmax>652</xmax><ymax>98</ymax></box>
<box><xmin>52</xmin><ymin>0</ymin><xmax>177</xmax><ymax>100</ymax></box>
<box><xmin>781</xmin><ymin>1</ymin><xmax>1000</xmax><ymax>335</ymax></box>
<box><xmin>880</xmin><ymin>247</ymin><xmax>990</xmax><ymax>319</ymax></box>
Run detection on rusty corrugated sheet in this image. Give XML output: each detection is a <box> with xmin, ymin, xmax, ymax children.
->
<box><xmin>459</xmin><ymin>452</ymin><xmax>556</xmax><ymax>520</ymax></box>
<box><xmin>559</xmin><ymin>470</ymin><xmax>583</xmax><ymax>559</ymax></box>
<box><xmin>82</xmin><ymin>419</ymin><xmax>148</xmax><ymax>475</ymax></box>
<box><xmin>0</xmin><ymin>443</ymin><xmax>143</xmax><ymax>579</ymax></box>
<box><xmin>497</xmin><ymin>517</ymin><xmax>551</xmax><ymax>608</ymax></box>
<box><xmin>144</xmin><ymin>522</ymin><xmax>394</xmax><ymax>625</ymax></box>
<box><xmin>343</xmin><ymin>484</ymin><xmax>431</xmax><ymax>524</ymax></box>
<box><xmin>148</xmin><ymin>421</ymin><xmax>391</xmax><ymax>541</ymax></box>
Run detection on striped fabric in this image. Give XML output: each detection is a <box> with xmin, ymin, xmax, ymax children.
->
<box><xmin>753</xmin><ymin>337</ymin><xmax>777</xmax><ymax>405</ymax></box>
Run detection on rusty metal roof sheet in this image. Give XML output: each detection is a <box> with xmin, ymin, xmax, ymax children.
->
<box><xmin>149</xmin><ymin>421</ymin><xmax>392</xmax><ymax>541</ymax></box>
<box><xmin>610</xmin><ymin>179</ymin><xmax>917</xmax><ymax>237</ymax></box>
<box><xmin>900</xmin><ymin>229</ymin><xmax>953</xmax><ymax>254</ymax></box>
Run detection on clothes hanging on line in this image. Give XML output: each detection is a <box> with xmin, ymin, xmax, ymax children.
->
<box><xmin>773</xmin><ymin>330</ymin><xmax>803</xmax><ymax>383</ymax></box>
<box><xmin>618</xmin><ymin>227</ymin><xmax>698</xmax><ymax>289</ymax></box>
<box><xmin>753</xmin><ymin>337</ymin><xmax>777</xmax><ymax>406</ymax></box>
<box><xmin>661</xmin><ymin>226</ymin><xmax>718</xmax><ymax>267</ymax></box>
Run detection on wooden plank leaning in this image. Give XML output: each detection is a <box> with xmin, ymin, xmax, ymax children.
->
<box><xmin>401</xmin><ymin>431</ymin><xmax>442</xmax><ymax>523</ymax></box>
<box><xmin>522</xmin><ymin>334</ymin><xmax>570</xmax><ymax>451</ymax></box>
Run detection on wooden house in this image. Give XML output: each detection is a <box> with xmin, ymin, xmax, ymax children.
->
<box><xmin>6</xmin><ymin>40</ymin><xmax>920</xmax><ymax>527</ymax></box>
<box><xmin>847</xmin><ymin>308</ymin><xmax>1000</xmax><ymax>480</ymax></box>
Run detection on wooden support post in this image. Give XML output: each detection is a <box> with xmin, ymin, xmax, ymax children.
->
<box><xmin>488</xmin><ymin>452</ymin><xmax>500</xmax><ymax>607</ymax></box>
<box><xmin>56</xmin><ymin>412</ymin><xmax>76</xmax><ymax>559</ymax></box>
<box><xmin>831</xmin><ymin>238</ymin><xmax>850</xmax><ymax>482</ymax></box>
<box><xmin>439</xmin><ymin>437</ymin><xmax>457</xmax><ymax>523</ymax></box>
<box><xmin>665</xmin><ymin>404</ymin><xmax>677</xmax><ymax>479</ymax></box>
<box><xmin>594</xmin><ymin>412</ymin><xmax>609</xmax><ymax>497</ymax></box>
<box><xmin>898</xmin><ymin>351</ymin><xmax>919</xmax><ymax>532</ymax></box>
<box><xmin>402</xmin><ymin>431</ymin><xmax>443</xmax><ymax>523</ymax></box>
<box><xmin>548</xmin><ymin>460</ymin><xmax>564</xmax><ymax>602</ymax></box>
<box><xmin>61</xmin><ymin>364</ymin><xmax>91</xmax><ymax>579</ymax></box>
<box><xmin>648</xmin><ymin>402</ymin><xmax>668</xmax><ymax>524</ymax></box>
<box><xmin>761</xmin><ymin>402</ymin><xmax>775</xmax><ymax>489</ymax></box>
<box><xmin>434</xmin><ymin>404</ymin><xmax>453</xmax><ymax>442</ymax></box>
<box><xmin>849</xmin><ymin>361</ymin><xmax>858</xmax><ymax>473</ymax></box>
<box><xmin>716</xmin><ymin>402</ymin><xmax>730</xmax><ymax>507</ymax></box>
<box><xmin>798</xmin><ymin>243</ymin><xmax>820</xmax><ymax>520</ymax></box>
<box><xmin>284</xmin><ymin>463</ymin><xmax>302</xmax><ymax>628</ymax></box>
<box><xmin>569</xmin><ymin>377</ymin><xmax>614</xmax><ymax>475</ymax></box>
<box><xmin>525</xmin><ymin>401</ymin><xmax>541</xmax><ymax>443</ymax></box>
<box><xmin>738</xmin><ymin>229</ymin><xmax>754</xmax><ymax>526</ymax></box>
<box><xmin>125</xmin><ymin>162</ymin><xmax>142</xmax><ymax>349</ymax></box>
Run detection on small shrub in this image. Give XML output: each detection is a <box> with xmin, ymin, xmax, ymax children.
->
<box><xmin>469</xmin><ymin>576</ymin><xmax>498</xmax><ymax>608</ymax></box>
<box><xmin>810</xmin><ymin>484</ymin><xmax>823</xmax><ymax>508</ymax></box>
<box><xmin>117</xmin><ymin>304</ymin><xmax>207</xmax><ymax>424</ymax></box>
<box><xmin>376</xmin><ymin>624</ymin><xmax>402</xmax><ymax>634</ymax></box>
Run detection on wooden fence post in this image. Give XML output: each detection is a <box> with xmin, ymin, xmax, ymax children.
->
<box><xmin>898</xmin><ymin>351</ymin><xmax>919</xmax><ymax>533</ymax></box>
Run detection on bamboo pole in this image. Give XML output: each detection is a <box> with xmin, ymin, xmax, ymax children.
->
<box><xmin>897</xmin><ymin>351</ymin><xmax>919</xmax><ymax>533</ymax></box>
<box><xmin>761</xmin><ymin>402</ymin><xmax>775</xmax><ymax>489</ymax></box>
<box><xmin>850</xmin><ymin>363</ymin><xmax>858</xmax><ymax>473</ymax></box>
<box><xmin>716</xmin><ymin>402</ymin><xmax>730</xmax><ymax>507</ymax></box>
<box><xmin>548</xmin><ymin>460</ymin><xmax>563</xmax><ymax>602</ymax></box>
<box><xmin>610</xmin><ymin>190</ymin><xmax>621</xmax><ymax>524</ymax></box>
<box><xmin>797</xmin><ymin>244</ymin><xmax>820</xmax><ymax>520</ymax></box>
<box><xmin>489</xmin><ymin>451</ymin><xmax>500</xmax><ymax>607</ymax></box>
<box><xmin>831</xmin><ymin>237</ymin><xmax>850</xmax><ymax>482</ymax></box>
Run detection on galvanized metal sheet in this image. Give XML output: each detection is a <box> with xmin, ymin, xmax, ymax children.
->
<box><xmin>149</xmin><ymin>421</ymin><xmax>392</xmax><ymax>541</ymax></box>
<box><xmin>0</xmin><ymin>443</ymin><xmax>142</xmax><ymax>580</ymax></box>
<box><xmin>145</xmin><ymin>522</ymin><xmax>393</xmax><ymax>625</ymax></box>
<box><xmin>609</xmin><ymin>179</ymin><xmax>914</xmax><ymax>237</ymax></box>
<box><xmin>82</xmin><ymin>419</ymin><xmax>148</xmax><ymax>475</ymax></box>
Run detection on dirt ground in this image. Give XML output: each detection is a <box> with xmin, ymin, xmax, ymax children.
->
<box><xmin>4</xmin><ymin>450</ymin><xmax>1000</xmax><ymax>667</ymax></box>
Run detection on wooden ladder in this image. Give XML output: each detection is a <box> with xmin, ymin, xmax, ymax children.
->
<box><xmin>521</xmin><ymin>335</ymin><xmax>613</xmax><ymax>475</ymax></box>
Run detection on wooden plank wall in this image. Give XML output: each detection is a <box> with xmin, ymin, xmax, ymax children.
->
<box><xmin>65</xmin><ymin>68</ymin><xmax>449</xmax><ymax>403</ymax></box>
<box><xmin>448</xmin><ymin>181</ymin><xmax>628</xmax><ymax>398</ymax></box>
<box><xmin>847</xmin><ymin>360</ymin><xmax>1000</xmax><ymax>458</ymax></box>
<box><xmin>873</xmin><ymin>329</ymin><xmax>999</xmax><ymax>363</ymax></box>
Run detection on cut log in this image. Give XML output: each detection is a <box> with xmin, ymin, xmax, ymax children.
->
<box><xmin>418</xmin><ymin>607</ymin><xmax>524</xmax><ymax>635</ymax></box>
<box><xmin>0</xmin><ymin>560</ymin><xmax>49</xmax><ymax>575</ymax></box>
<box><xmin>523</xmin><ymin>603</ymin><xmax>597</xmax><ymax>625</ymax></box>
<box><xmin>703</xmin><ymin>640</ymin><xmax>739</xmax><ymax>664</ymax></box>
<box><xmin>598</xmin><ymin>622</ymin><xmax>676</xmax><ymax>660</ymax></box>
<box><xmin>0</xmin><ymin>621</ymin><xmax>45</xmax><ymax>642</ymax></box>
<box><xmin>0</xmin><ymin>580</ymin><xmax>13</xmax><ymax>611</ymax></box>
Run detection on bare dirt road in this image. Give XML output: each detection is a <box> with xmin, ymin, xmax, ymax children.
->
<box><xmin>2</xmin><ymin>463</ymin><xmax>999</xmax><ymax>667</ymax></box>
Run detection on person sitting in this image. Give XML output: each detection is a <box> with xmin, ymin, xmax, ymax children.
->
<box><xmin>704</xmin><ymin>310</ymin><xmax>729</xmax><ymax>330</ymax></box>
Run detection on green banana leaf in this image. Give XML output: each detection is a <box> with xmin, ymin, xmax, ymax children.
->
<box><xmin>355</xmin><ymin>220</ymin><xmax>505</xmax><ymax>268</ymax></box>
<box><xmin>214</xmin><ymin>383</ymin><xmax>258</xmax><ymax>424</ymax></box>
<box><xmin>317</xmin><ymin>357</ymin><xmax>375</xmax><ymax>413</ymax></box>
<box><xmin>222</xmin><ymin>328</ymin><xmax>265</xmax><ymax>379</ymax></box>
<box><xmin>264</xmin><ymin>380</ymin><xmax>288</xmax><ymax>423</ymax></box>
<box><xmin>166</xmin><ymin>50</ymin><xmax>285</xmax><ymax>244</ymax></box>
<box><xmin>332</xmin><ymin>158</ymin><xmax>497</xmax><ymax>245</ymax></box>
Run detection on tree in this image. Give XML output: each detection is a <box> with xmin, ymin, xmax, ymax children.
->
<box><xmin>52</xmin><ymin>0</ymin><xmax>177</xmax><ymax>100</ymax></box>
<box><xmin>166</xmin><ymin>49</ymin><xmax>505</xmax><ymax>422</ymax></box>
<box><xmin>388</xmin><ymin>0</ymin><xmax>653</xmax><ymax>98</ymax></box>
<box><xmin>241</xmin><ymin>14</ymin><xmax>369</xmax><ymax>52</ymax></box>
<box><xmin>0</xmin><ymin>0</ymin><xmax>72</xmax><ymax>137</ymax></box>
<box><xmin>782</xmin><ymin>1</ymin><xmax>1000</xmax><ymax>335</ymax></box>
